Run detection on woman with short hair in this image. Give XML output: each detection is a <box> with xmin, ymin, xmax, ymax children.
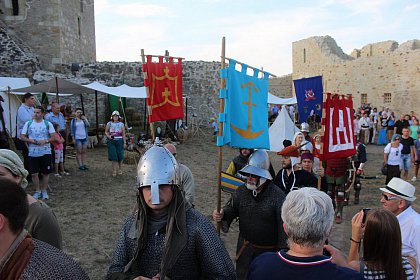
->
<box><xmin>348</xmin><ymin>209</ymin><xmax>415</xmax><ymax>279</ymax></box>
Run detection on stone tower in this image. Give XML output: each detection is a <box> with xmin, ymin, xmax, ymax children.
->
<box><xmin>0</xmin><ymin>0</ymin><xmax>96</xmax><ymax>71</ymax></box>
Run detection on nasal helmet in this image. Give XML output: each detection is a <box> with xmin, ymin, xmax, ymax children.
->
<box><xmin>136</xmin><ymin>141</ymin><xmax>179</xmax><ymax>204</ymax></box>
<box><xmin>238</xmin><ymin>149</ymin><xmax>272</xmax><ymax>180</ymax></box>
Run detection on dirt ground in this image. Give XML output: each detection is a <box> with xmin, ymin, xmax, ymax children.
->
<box><xmin>23</xmin><ymin>133</ymin><xmax>420</xmax><ymax>280</ymax></box>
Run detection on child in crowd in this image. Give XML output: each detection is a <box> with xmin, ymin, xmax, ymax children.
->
<box><xmin>52</xmin><ymin>123</ymin><xmax>68</xmax><ymax>177</ymax></box>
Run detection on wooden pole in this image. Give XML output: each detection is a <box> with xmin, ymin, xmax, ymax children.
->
<box><xmin>223</xmin><ymin>57</ymin><xmax>277</xmax><ymax>78</ymax></box>
<box><xmin>7</xmin><ymin>87</ymin><xmax>12</xmax><ymax>135</ymax></box>
<box><xmin>216</xmin><ymin>37</ymin><xmax>226</xmax><ymax>234</ymax></box>
<box><xmin>141</xmin><ymin>49</ymin><xmax>155</xmax><ymax>140</ymax></box>
<box><xmin>55</xmin><ymin>77</ymin><xmax>59</xmax><ymax>103</ymax></box>
<box><xmin>95</xmin><ymin>90</ymin><xmax>99</xmax><ymax>140</ymax></box>
<box><xmin>318</xmin><ymin>77</ymin><xmax>326</xmax><ymax>191</ymax></box>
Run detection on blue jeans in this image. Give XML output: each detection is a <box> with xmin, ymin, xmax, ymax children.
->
<box><xmin>401</xmin><ymin>154</ymin><xmax>411</xmax><ymax>171</ymax></box>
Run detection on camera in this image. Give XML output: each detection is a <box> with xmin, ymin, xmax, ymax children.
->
<box><xmin>362</xmin><ymin>208</ymin><xmax>371</xmax><ymax>224</ymax></box>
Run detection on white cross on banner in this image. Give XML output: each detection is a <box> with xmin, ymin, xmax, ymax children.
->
<box><xmin>322</xmin><ymin>93</ymin><xmax>356</xmax><ymax>160</ymax></box>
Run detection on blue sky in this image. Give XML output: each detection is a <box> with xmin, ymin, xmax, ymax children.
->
<box><xmin>94</xmin><ymin>0</ymin><xmax>420</xmax><ymax>76</ymax></box>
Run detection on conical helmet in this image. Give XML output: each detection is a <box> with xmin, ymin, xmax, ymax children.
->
<box><xmin>238</xmin><ymin>149</ymin><xmax>272</xmax><ymax>180</ymax></box>
<box><xmin>136</xmin><ymin>140</ymin><xmax>179</xmax><ymax>204</ymax></box>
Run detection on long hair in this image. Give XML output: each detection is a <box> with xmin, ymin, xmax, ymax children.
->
<box><xmin>363</xmin><ymin>209</ymin><xmax>405</xmax><ymax>280</ymax></box>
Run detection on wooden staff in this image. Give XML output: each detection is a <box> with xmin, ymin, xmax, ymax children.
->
<box><xmin>216</xmin><ymin>37</ymin><xmax>226</xmax><ymax>235</ymax></box>
<box><xmin>318</xmin><ymin>77</ymin><xmax>327</xmax><ymax>191</ymax></box>
<box><xmin>141</xmin><ymin>49</ymin><xmax>155</xmax><ymax>140</ymax></box>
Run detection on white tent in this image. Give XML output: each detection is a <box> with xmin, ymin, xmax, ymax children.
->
<box><xmin>268</xmin><ymin>93</ymin><xmax>297</xmax><ymax>105</ymax></box>
<box><xmin>269</xmin><ymin>105</ymin><xmax>300</xmax><ymax>152</ymax></box>
<box><xmin>0</xmin><ymin>77</ymin><xmax>31</xmax><ymax>136</ymax></box>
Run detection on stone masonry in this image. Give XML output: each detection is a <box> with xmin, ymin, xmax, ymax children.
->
<box><xmin>0</xmin><ymin>0</ymin><xmax>96</xmax><ymax>71</ymax></box>
<box><xmin>292</xmin><ymin>36</ymin><xmax>420</xmax><ymax>116</ymax></box>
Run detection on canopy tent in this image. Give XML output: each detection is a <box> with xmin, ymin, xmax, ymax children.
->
<box><xmin>0</xmin><ymin>77</ymin><xmax>31</xmax><ymax>136</ymax></box>
<box><xmin>269</xmin><ymin>105</ymin><xmax>300</xmax><ymax>152</ymax></box>
<box><xmin>13</xmin><ymin>77</ymin><xmax>94</xmax><ymax>96</ymax></box>
<box><xmin>268</xmin><ymin>93</ymin><xmax>297</xmax><ymax>105</ymax></box>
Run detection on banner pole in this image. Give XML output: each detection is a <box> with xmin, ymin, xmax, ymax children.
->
<box><xmin>216</xmin><ymin>37</ymin><xmax>226</xmax><ymax>235</ymax></box>
<box><xmin>318</xmin><ymin>77</ymin><xmax>326</xmax><ymax>191</ymax></box>
<box><xmin>141</xmin><ymin>49</ymin><xmax>155</xmax><ymax>140</ymax></box>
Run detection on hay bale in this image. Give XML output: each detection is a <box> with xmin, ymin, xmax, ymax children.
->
<box><xmin>123</xmin><ymin>150</ymin><xmax>140</xmax><ymax>165</ymax></box>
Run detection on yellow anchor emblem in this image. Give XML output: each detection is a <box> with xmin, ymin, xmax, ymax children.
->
<box><xmin>230</xmin><ymin>81</ymin><xmax>264</xmax><ymax>139</ymax></box>
<box><xmin>151</xmin><ymin>67</ymin><xmax>181</xmax><ymax>109</ymax></box>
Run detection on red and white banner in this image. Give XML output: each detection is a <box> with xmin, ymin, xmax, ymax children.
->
<box><xmin>321</xmin><ymin>93</ymin><xmax>356</xmax><ymax>161</ymax></box>
<box><xmin>142</xmin><ymin>55</ymin><xmax>184</xmax><ymax>122</ymax></box>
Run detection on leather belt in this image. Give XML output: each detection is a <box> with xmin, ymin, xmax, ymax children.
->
<box><xmin>235</xmin><ymin>240</ymin><xmax>277</xmax><ymax>261</ymax></box>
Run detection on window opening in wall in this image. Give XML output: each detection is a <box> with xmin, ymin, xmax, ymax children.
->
<box><xmin>80</xmin><ymin>0</ymin><xmax>83</xmax><ymax>12</ymax></box>
<box><xmin>77</xmin><ymin>17</ymin><xmax>81</xmax><ymax>38</ymax></box>
<box><xmin>303</xmin><ymin>48</ymin><xmax>306</xmax><ymax>63</ymax></box>
<box><xmin>361</xmin><ymin>94</ymin><xmax>367</xmax><ymax>105</ymax></box>
<box><xmin>12</xmin><ymin>0</ymin><xmax>19</xmax><ymax>16</ymax></box>
<box><xmin>384</xmin><ymin>93</ymin><xmax>392</xmax><ymax>104</ymax></box>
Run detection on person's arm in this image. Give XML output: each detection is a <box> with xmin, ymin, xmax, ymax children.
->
<box><xmin>181</xmin><ymin>165</ymin><xmax>195</xmax><ymax>204</ymax></box>
<box><xmin>82</xmin><ymin>116</ymin><xmax>90</xmax><ymax>127</ymax></box>
<box><xmin>348</xmin><ymin>211</ymin><xmax>364</xmax><ymax>263</ymax></box>
<box><xmin>105</xmin><ymin>123</ymin><xmax>112</xmax><ymax>139</ymax></box>
<box><xmin>324</xmin><ymin>245</ymin><xmax>352</xmax><ymax>269</ymax></box>
<box><xmin>20</xmin><ymin>122</ymin><xmax>35</xmax><ymax>144</ymax></box>
<box><xmin>384</xmin><ymin>144</ymin><xmax>390</xmax><ymax>164</ymax></box>
<box><xmin>226</xmin><ymin>162</ymin><xmax>236</xmax><ymax>176</ymax></box>
<box><xmin>195</xmin><ymin>216</ymin><xmax>236</xmax><ymax>280</ymax></box>
<box><xmin>122</xmin><ymin>125</ymin><xmax>127</xmax><ymax>148</ymax></box>
<box><xmin>411</xmin><ymin>142</ymin><xmax>416</xmax><ymax>161</ymax></box>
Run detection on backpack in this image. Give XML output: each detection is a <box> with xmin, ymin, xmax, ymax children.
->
<box><xmin>26</xmin><ymin>120</ymin><xmax>51</xmax><ymax>137</ymax></box>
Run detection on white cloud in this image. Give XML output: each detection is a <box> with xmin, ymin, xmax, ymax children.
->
<box><xmin>404</xmin><ymin>3</ymin><xmax>420</xmax><ymax>11</ymax></box>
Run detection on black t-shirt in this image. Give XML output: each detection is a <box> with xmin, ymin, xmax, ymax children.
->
<box><xmin>400</xmin><ymin>136</ymin><xmax>414</xmax><ymax>155</ymax></box>
<box><xmin>395</xmin><ymin>120</ymin><xmax>410</xmax><ymax>134</ymax></box>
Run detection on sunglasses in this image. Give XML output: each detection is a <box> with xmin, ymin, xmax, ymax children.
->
<box><xmin>382</xmin><ymin>193</ymin><xmax>400</xmax><ymax>201</ymax></box>
<box><xmin>394</xmin><ymin>138</ymin><xmax>400</xmax><ymax>141</ymax></box>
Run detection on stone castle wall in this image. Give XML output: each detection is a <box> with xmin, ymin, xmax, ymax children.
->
<box><xmin>292</xmin><ymin>36</ymin><xmax>420</xmax><ymax>116</ymax></box>
<box><xmin>0</xmin><ymin>0</ymin><xmax>96</xmax><ymax>71</ymax></box>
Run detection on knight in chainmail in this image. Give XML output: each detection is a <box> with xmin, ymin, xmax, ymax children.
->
<box><xmin>213</xmin><ymin>149</ymin><xmax>288</xmax><ymax>280</ymax></box>
<box><xmin>107</xmin><ymin>141</ymin><xmax>235</xmax><ymax>280</ymax></box>
<box><xmin>0</xmin><ymin>180</ymin><xmax>89</xmax><ymax>280</ymax></box>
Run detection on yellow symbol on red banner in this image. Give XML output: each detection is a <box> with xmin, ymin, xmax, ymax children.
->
<box><xmin>231</xmin><ymin>81</ymin><xmax>264</xmax><ymax>139</ymax></box>
<box><xmin>150</xmin><ymin>67</ymin><xmax>181</xmax><ymax>109</ymax></box>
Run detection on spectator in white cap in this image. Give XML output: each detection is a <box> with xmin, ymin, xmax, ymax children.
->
<box><xmin>380</xmin><ymin>177</ymin><xmax>420</xmax><ymax>279</ymax></box>
<box><xmin>105</xmin><ymin>111</ymin><xmax>127</xmax><ymax>177</ymax></box>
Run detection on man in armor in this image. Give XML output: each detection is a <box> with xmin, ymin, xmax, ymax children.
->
<box><xmin>107</xmin><ymin>141</ymin><xmax>235</xmax><ymax>280</ymax></box>
<box><xmin>345</xmin><ymin>140</ymin><xmax>367</xmax><ymax>205</ymax></box>
<box><xmin>274</xmin><ymin>145</ymin><xmax>317</xmax><ymax>195</ymax></box>
<box><xmin>325</xmin><ymin>157</ymin><xmax>349</xmax><ymax>224</ymax></box>
<box><xmin>213</xmin><ymin>149</ymin><xmax>287</xmax><ymax>280</ymax></box>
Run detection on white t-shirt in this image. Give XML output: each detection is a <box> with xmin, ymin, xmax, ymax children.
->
<box><xmin>384</xmin><ymin>143</ymin><xmax>403</xmax><ymax>166</ymax></box>
<box><xmin>74</xmin><ymin>120</ymin><xmax>86</xmax><ymax>140</ymax></box>
<box><xmin>21</xmin><ymin>120</ymin><xmax>55</xmax><ymax>157</ymax></box>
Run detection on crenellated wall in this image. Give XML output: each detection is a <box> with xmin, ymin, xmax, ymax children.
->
<box><xmin>292</xmin><ymin>36</ymin><xmax>420</xmax><ymax>116</ymax></box>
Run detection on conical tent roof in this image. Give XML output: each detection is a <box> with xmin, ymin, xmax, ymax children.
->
<box><xmin>269</xmin><ymin>105</ymin><xmax>300</xmax><ymax>152</ymax></box>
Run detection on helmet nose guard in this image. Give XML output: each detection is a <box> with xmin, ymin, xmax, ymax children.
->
<box><xmin>136</xmin><ymin>140</ymin><xmax>179</xmax><ymax>205</ymax></box>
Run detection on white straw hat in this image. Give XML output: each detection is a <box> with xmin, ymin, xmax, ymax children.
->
<box><xmin>379</xmin><ymin>178</ymin><xmax>416</xmax><ymax>201</ymax></box>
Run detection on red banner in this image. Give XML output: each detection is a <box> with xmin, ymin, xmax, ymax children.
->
<box><xmin>142</xmin><ymin>56</ymin><xmax>184</xmax><ymax>122</ymax></box>
<box><xmin>321</xmin><ymin>93</ymin><xmax>356</xmax><ymax>161</ymax></box>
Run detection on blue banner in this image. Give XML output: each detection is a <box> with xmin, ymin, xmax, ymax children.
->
<box><xmin>217</xmin><ymin>59</ymin><xmax>269</xmax><ymax>149</ymax></box>
<box><xmin>293</xmin><ymin>76</ymin><xmax>323</xmax><ymax>124</ymax></box>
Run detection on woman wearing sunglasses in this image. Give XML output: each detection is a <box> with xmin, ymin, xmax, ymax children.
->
<box><xmin>384</xmin><ymin>134</ymin><xmax>403</xmax><ymax>184</ymax></box>
<box><xmin>347</xmin><ymin>209</ymin><xmax>415</xmax><ymax>279</ymax></box>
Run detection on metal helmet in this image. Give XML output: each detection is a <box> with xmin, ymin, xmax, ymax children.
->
<box><xmin>238</xmin><ymin>149</ymin><xmax>272</xmax><ymax>180</ymax></box>
<box><xmin>136</xmin><ymin>140</ymin><xmax>179</xmax><ymax>205</ymax></box>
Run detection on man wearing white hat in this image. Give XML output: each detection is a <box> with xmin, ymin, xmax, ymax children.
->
<box><xmin>380</xmin><ymin>177</ymin><xmax>420</xmax><ymax>279</ymax></box>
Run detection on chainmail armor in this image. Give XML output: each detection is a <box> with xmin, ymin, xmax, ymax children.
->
<box><xmin>221</xmin><ymin>181</ymin><xmax>287</xmax><ymax>279</ymax></box>
<box><xmin>20</xmin><ymin>239</ymin><xmax>89</xmax><ymax>280</ymax></box>
<box><xmin>107</xmin><ymin>208</ymin><xmax>235</xmax><ymax>280</ymax></box>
